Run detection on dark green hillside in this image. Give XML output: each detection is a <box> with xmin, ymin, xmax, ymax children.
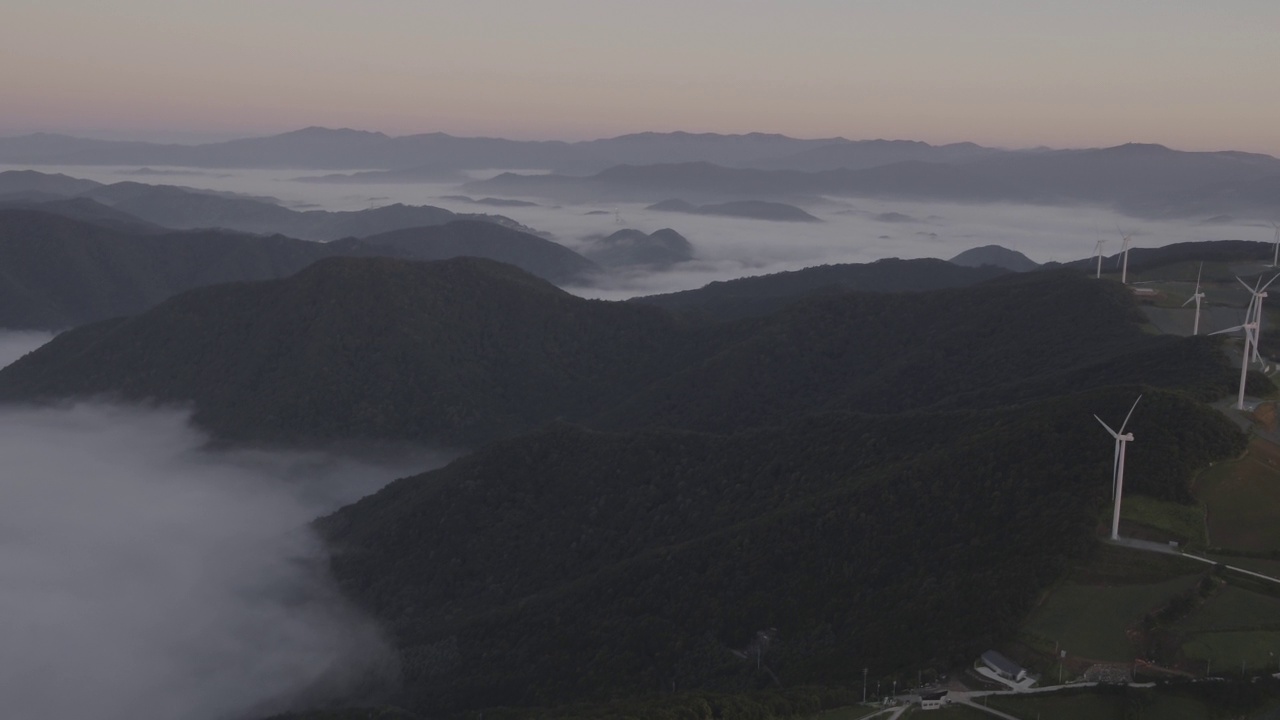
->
<box><xmin>0</xmin><ymin>209</ymin><xmax>373</xmax><ymax>329</ymax></box>
<box><xmin>0</xmin><ymin>260</ymin><xmax>1235</xmax><ymax>447</ymax></box>
<box><xmin>358</xmin><ymin>221</ymin><xmax>599</xmax><ymax>285</ymax></box>
<box><xmin>0</xmin><ymin>256</ymin><xmax>705</xmax><ymax>445</ymax></box>
<box><xmin>631</xmin><ymin>258</ymin><xmax>1010</xmax><ymax>321</ymax></box>
<box><xmin>1051</xmin><ymin>239</ymin><xmax>1272</xmax><ymax>277</ymax></box>
<box><xmin>0</xmin><ymin>196</ymin><xmax>165</xmax><ymax>234</ymax></box>
<box><xmin>316</xmin><ymin>390</ymin><xmax>1243</xmax><ymax>715</ymax></box>
<box><xmin>606</xmin><ymin>271</ymin><xmax>1234</xmax><ymax>434</ymax></box>
<box><xmin>0</xmin><ymin>211</ymin><xmax>599</xmax><ymax>329</ymax></box>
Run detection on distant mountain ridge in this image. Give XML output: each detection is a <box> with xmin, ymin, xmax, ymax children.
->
<box><xmin>0</xmin><ymin>170</ymin><xmax>544</xmax><ymax>242</ymax></box>
<box><xmin>0</xmin><ymin>127</ymin><xmax>1006</xmax><ymax>173</ymax></box>
<box><xmin>468</xmin><ymin>145</ymin><xmax>1280</xmax><ymax>219</ymax></box>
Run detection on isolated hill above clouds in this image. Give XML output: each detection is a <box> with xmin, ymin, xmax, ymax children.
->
<box><xmin>948</xmin><ymin>245</ymin><xmax>1040</xmax><ymax>272</ymax></box>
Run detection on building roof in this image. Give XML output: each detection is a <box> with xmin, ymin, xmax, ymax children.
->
<box><xmin>981</xmin><ymin>650</ymin><xmax>1024</xmax><ymax>677</ymax></box>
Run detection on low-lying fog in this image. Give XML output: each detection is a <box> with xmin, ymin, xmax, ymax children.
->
<box><xmin>6</xmin><ymin>164</ymin><xmax>1275</xmax><ymax>300</ymax></box>
<box><xmin>0</xmin><ymin>398</ymin><xmax>445</xmax><ymax>720</ymax></box>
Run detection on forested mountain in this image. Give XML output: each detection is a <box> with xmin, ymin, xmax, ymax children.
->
<box><xmin>1050</xmin><ymin>239</ymin><xmax>1274</xmax><ymax>277</ymax></box>
<box><xmin>631</xmin><ymin>258</ymin><xmax>1011</xmax><ymax>321</ymax></box>
<box><xmin>0</xmin><ymin>247</ymin><xmax>1253</xmax><ymax>717</ymax></box>
<box><xmin>0</xmin><ymin>211</ymin><xmax>598</xmax><ymax>329</ymax></box>
<box><xmin>0</xmin><ymin>257</ymin><xmax>716</xmax><ymax>444</ymax></box>
<box><xmin>315</xmin><ymin>391</ymin><xmax>1244</xmax><ymax>715</ymax></box>
<box><xmin>358</xmin><ymin>222</ymin><xmax>599</xmax><ymax>285</ymax></box>
<box><xmin>0</xmin><ymin>259</ymin><xmax>1236</xmax><ymax>447</ymax></box>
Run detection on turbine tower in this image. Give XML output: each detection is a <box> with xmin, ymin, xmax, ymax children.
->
<box><xmin>1239</xmin><ymin>274</ymin><xmax>1280</xmax><ymax>371</ymax></box>
<box><xmin>1095</xmin><ymin>395</ymin><xmax>1141</xmax><ymax>541</ymax></box>
<box><xmin>1182</xmin><ymin>262</ymin><xmax>1205</xmax><ymax>335</ymax></box>
<box><xmin>1116</xmin><ymin>233</ymin><xmax>1133</xmax><ymax>285</ymax></box>
<box><xmin>1272</xmin><ymin>222</ymin><xmax>1279</xmax><ymax>268</ymax></box>
<box><xmin>1092</xmin><ymin>239</ymin><xmax>1106</xmax><ymax>279</ymax></box>
<box><xmin>1211</xmin><ymin>274</ymin><xmax>1278</xmax><ymax>410</ymax></box>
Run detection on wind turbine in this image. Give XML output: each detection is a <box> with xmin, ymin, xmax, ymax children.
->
<box><xmin>1095</xmin><ymin>395</ymin><xmax>1141</xmax><ymax>541</ymax></box>
<box><xmin>1237</xmin><ymin>274</ymin><xmax>1279</xmax><ymax>370</ymax></box>
<box><xmin>1116</xmin><ymin>232</ymin><xmax>1133</xmax><ymax>284</ymax></box>
<box><xmin>1211</xmin><ymin>274</ymin><xmax>1278</xmax><ymax>410</ymax></box>
<box><xmin>1092</xmin><ymin>239</ymin><xmax>1106</xmax><ymax>279</ymax></box>
<box><xmin>1272</xmin><ymin>222</ymin><xmax>1280</xmax><ymax>268</ymax></box>
<box><xmin>1183</xmin><ymin>262</ymin><xmax>1205</xmax><ymax>335</ymax></box>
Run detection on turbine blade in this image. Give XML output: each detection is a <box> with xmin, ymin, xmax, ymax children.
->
<box><xmin>1095</xmin><ymin>414</ymin><xmax>1119</xmax><ymax>437</ymax></box>
<box><xmin>1261</xmin><ymin>273</ymin><xmax>1280</xmax><ymax>293</ymax></box>
<box><xmin>1183</xmin><ymin>295</ymin><xmax>1196</xmax><ymax>307</ymax></box>
<box><xmin>1118</xmin><ymin>395</ymin><xmax>1142</xmax><ymax>435</ymax></box>
<box><xmin>1238</xmin><ymin>276</ymin><xmax>1255</xmax><ymax>294</ymax></box>
<box><xmin>1211</xmin><ymin>324</ymin><xmax>1246</xmax><ymax>335</ymax></box>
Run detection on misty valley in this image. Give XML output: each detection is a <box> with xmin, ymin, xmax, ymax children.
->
<box><xmin>3</xmin><ymin>129</ymin><xmax>1280</xmax><ymax>720</ymax></box>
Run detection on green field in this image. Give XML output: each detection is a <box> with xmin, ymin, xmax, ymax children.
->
<box><xmin>1023</xmin><ymin>575</ymin><xmax>1201</xmax><ymax>661</ymax></box>
<box><xmin>1182</xmin><ymin>630</ymin><xmax>1280</xmax><ymax>674</ymax></box>
<box><xmin>1175</xmin><ymin>584</ymin><xmax>1280</xmax><ymax>632</ymax></box>
<box><xmin>987</xmin><ymin>688</ymin><xmax>1217</xmax><ymax>720</ymax></box>
<box><xmin>1121</xmin><ymin>495</ymin><xmax>1206</xmax><ymax>547</ymax></box>
<box><xmin>900</xmin><ymin>703</ymin><xmax>990</xmax><ymax>718</ymax></box>
<box><xmin>806</xmin><ymin>706</ymin><xmax>881</xmax><ymax>720</ymax></box>
<box><xmin>1194</xmin><ymin>439</ymin><xmax>1280</xmax><ymax>553</ymax></box>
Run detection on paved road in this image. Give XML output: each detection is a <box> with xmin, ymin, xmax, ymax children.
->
<box><xmin>1108</xmin><ymin>537</ymin><xmax>1280</xmax><ymax>586</ymax></box>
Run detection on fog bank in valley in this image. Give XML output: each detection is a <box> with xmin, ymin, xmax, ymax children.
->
<box><xmin>0</xmin><ymin>402</ymin><xmax>443</xmax><ymax>720</ymax></box>
<box><xmin>5</xmin><ymin>164</ymin><xmax>1273</xmax><ymax>301</ymax></box>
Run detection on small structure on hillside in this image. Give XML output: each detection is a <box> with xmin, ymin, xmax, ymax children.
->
<box><xmin>980</xmin><ymin>650</ymin><xmax>1028</xmax><ymax>682</ymax></box>
<box><xmin>919</xmin><ymin>689</ymin><xmax>948</xmax><ymax>710</ymax></box>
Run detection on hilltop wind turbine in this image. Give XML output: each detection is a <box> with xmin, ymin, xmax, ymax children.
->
<box><xmin>1095</xmin><ymin>395</ymin><xmax>1141</xmax><ymax>541</ymax></box>
<box><xmin>1092</xmin><ymin>239</ymin><xmax>1107</xmax><ymax>279</ymax></box>
<box><xmin>1183</xmin><ymin>262</ymin><xmax>1205</xmax><ymax>335</ymax></box>
<box><xmin>1116</xmin><ymin>232</ymin><xmax>1134</xmax><ymax>284</ymax></box>
<box><xmin>1212</xmin><ymin>274</ymin><xmax>1278</xmax><ymax>409</ymax></box>
<box><xmin>1272</xmin><ymin>222</ymin><xmax>1280</xmax><ymax>268</ymax></box>
<box><xmin>1240</xmin><ymin>274</ymin><xmax>1280</xmax><ymax>371</ymax></box>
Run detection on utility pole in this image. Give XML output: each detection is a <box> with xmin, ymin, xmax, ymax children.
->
<box><xmin>863</xmin><ymin>668</ymin><xmax>868</xmax><ymax>703</ymax></box>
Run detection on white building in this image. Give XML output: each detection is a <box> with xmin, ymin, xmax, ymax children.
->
<box><xmin>980</xmin><ymin>650</ymin><xmax>1028</xmax><ymax>682</ymax></box>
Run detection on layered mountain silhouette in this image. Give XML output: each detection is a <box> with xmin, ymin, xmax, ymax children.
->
<box><xmin>0</xmin><ymin>170</ymin><xmax>539</xmax><ymax>241</ymax></box>
<box><xmin>0</xmin><ymin>210</ymin><xmax>598</xmax><ymax>328</ymax></box>
<box><xmin>469</xmin><ymin>145</ymin><xmax>1280</xmax><ymax>219</ymax></box>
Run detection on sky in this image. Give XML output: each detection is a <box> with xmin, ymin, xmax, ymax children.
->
<box><xmin>3</xmin><ymin>1</ymin><xmax>1279</xmax><ymax>154</ymax></box>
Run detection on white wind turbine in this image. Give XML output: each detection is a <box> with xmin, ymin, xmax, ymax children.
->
<box><xmin>1272</xmin><ymin>222</ymin><xmax>1280</xmax><ymax>268</ymax></box>
<box><xmin>1212</xmin><ymin>274</ymin><xmax>1278</xmax><ymax>409</ymax></box>
<box><xmin>1116</xmin><ymin>232</ymin><xmax>1133</xmax><ymax>284</ymax></box>
<box><xmin>1092</xmin><ymin>239</ymin><xmax>1107</xmax><ymax>279</ymax></box>
<box><xmin>1182</xmin><ymin>262</ymin><xmax>1205</xmax><ymax>335</ymax></box>
<box><xmin>1238</xmin><ymin>274</ymin><xmax>1278</xmax><ymax>370</ymax></box>
<box><xmin>1095</xmin><ymin>395</ymin><xmax>1141</xmax><ymax>541</ymax></box>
